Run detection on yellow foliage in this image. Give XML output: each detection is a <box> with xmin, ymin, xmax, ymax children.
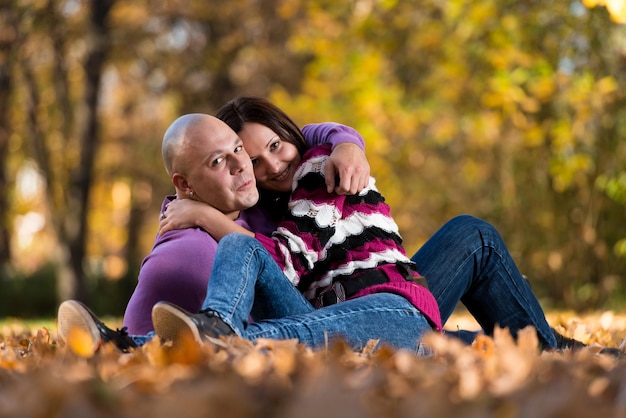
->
<box><xmin>583</xmin><ymin>0</ymin><xmax>626</xmax><ymax>23</ymax></box>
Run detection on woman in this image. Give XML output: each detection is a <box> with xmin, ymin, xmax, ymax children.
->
<box><xmin>159</xmin><ymin>96</ymin><xmax>589</xmax><ymax>351</ymax></box>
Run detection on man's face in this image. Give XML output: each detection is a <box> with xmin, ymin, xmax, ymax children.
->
<box><xmin>182</xmin><ymin>118</ymin><xmax>259</xmax><ymax>218</ymax></box>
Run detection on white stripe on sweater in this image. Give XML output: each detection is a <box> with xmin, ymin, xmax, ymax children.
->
<box><xmin>301</xmin><ymin>248</ymin><xmax>413</xmax><ymax>299</ymax></box>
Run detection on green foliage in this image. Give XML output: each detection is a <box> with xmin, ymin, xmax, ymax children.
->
<box><xmin>0</xmin><ymin>264</ymin><xmax>134</xmax><ymax>319</ymax></box>
<box><xmin>0</xmin><ymin>264</ymin><xmax>58</xmax><ymax>318</ymax></box>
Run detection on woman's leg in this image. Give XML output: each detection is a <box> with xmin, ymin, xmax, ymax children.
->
<box><xmin>243</xmin><ymin>293</ymin><xmax>433</xmax><ymax>353</ymax></box>
<box><xmin>411</xmin><ymin>215</ymin><xmax>557</xmax><ymax>348</ymax></box>
<box><xmin>203</xmin><ymin>233</ymin><xmax>315</xmax><ymax>333</ymax></box>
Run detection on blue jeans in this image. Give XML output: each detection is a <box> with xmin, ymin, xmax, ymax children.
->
<box><xmin>200</xmin><ymin>233</ymin><xmax>433</xmax><ymax>353</ymax></box>
<box><xmin>412</xmin><ymin>215</ymin><xmax>557</xmax><ymax>348</ymax></box>
<box><xmin>132</xmin><ymin>215</ymin><xmax>556</xmax><ymax>349</ymax></box>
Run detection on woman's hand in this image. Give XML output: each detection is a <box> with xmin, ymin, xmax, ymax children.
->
<box><xmin>159</xmin><ymin>198</ymin><xmax>220</xmax><ymax>235</ymax></box>
<box><xmin>325</xmin><ymin>143</ymin><xmax>370</xmax><ymax>194</ymax></box>
<box><xmin>159</xmin><ymin>197</ymin><xmax>254</xmax><ymax>240</ymax></box>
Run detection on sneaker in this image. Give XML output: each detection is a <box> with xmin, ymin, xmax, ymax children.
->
<box><xmin>57</xmin><ymin>300</ymin><xmax>137</xmax><ymax>353</ymax></box>
<box><xmin>552</xmin><ymin>329</ymin><xmax>587</xmax><ymax>351</ymax></box>
<box><xmin>552</xmin><ymin>328</ymin><xmax>622</xmax><ymax>358</ymax></box>
<box><xmin>151</xmin><ymin>301</ymin><xmax>234</xmax><ymax>345</ymax></box>
<box><xmin>598</xmin><ymin>347</ymin><xmax>623</xmax><ymax>358</ymax></box>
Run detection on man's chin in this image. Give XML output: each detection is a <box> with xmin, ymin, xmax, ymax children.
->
<box><xmin>239</xmin><ymin>192</ymin><xmax>260</xmax><ymax>210</ymax></box>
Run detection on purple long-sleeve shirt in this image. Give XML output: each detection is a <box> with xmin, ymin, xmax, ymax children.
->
<box><xmin>122</xmin><ymin>123</ymin><xmax>365</xmax><ymax>334</ymax></box>
<box><xmin>123</xmin><ymin>196</ymin><xmax>253</xmax><ymax>334</ymax></box>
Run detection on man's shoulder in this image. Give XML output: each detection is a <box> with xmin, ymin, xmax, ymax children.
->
<box><xmin>140</xmin><ymin>227</ymin><xmax>218</xmax><ymax>273</ymax></box>
<box><xmin>153</xmin><ymin>227</ymin><xmax>218</xmax><ymax>253</ymax></box>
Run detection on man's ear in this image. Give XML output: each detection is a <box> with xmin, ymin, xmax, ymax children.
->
<box><xmin>172</xmin><ymin>173</ymin><xmax>190</xmax><ymax>194</ymax></box>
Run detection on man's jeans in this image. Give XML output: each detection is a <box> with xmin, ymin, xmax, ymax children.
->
<box><xmin>201</xmin><ymin>233</ymin><xmax>433</xmax><ymax>353</ymax></box>
<box><xmin>412</xmin><ymin>214</ymin><xmax>557</xmax><ymax>348</ymax></box>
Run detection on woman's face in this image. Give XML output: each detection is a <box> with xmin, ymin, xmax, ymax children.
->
<box><xmin>238</xmin><ymin>122</ymin><xmax>301</xmax><ymax>193</ymax></box>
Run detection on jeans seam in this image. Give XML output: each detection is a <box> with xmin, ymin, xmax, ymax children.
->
<box><xmin>220</xmin><ymin>238</ymin><xmax>263</xmax><ymax>336</ymax></box>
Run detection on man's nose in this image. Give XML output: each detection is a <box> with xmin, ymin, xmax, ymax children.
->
<box><xmin>232</xmin><ymin>155</ymin><xmax>249</xmax><ymax>173</ymax></box>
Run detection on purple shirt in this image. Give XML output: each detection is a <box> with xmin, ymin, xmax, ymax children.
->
<box><xmin>122</xmin><ymin>196</ymin><xmax>252</xmax><ymax>334</ymax></box>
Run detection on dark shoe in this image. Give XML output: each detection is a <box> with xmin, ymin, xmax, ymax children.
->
<box><xmin>551</xmin><ymin>328</ymin><xmax>623</xmax><ymax>358</ymax></box>
<box><xmin>151</xmin><ymin>301</ymin><xmax>235</xmax><ymax>345</ymax></box>
<box><xmin>598</xmin><ymin>347</ymin><xmax>624</xmax><ymax>358</ymax></box>
<box><xmin>57</xmin><ymin>300</ymin><xmax>137</xmax><ymax>353</ymax></box>
<box><xmin>552</xmin><ymin>328</ymin><xmax>587</xmax><ymax>351</ymax></box>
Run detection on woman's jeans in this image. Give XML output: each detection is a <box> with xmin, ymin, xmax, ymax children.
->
<box><xmin>199</xmin><ymin>233</ymin><xmax>433</xmax><ymax>353</ymax></box>
<box><xmin>412</xmin><ymin>214</ymin><xmax>556</xmax><ymax>348</ymax></box>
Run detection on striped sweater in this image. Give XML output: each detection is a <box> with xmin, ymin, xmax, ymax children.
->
<box><xmin>255</xmin><ymin>144</ymin><xmax>442</xmax><ymax>330</ymax></box>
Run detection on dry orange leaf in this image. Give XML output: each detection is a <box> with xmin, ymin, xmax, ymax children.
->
<box><xmin>66</xmin><ymin>327</ymin><xmax>97</xmax><ymax>358</ymax></box>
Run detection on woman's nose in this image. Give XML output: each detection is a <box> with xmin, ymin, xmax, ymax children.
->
<box><xmin>267</xmin><ymin>158</ymin><xmax>282</xmax><ymax>174</ymax></box>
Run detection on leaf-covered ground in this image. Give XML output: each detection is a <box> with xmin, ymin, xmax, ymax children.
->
<box><xmin>2</xmin><ymin>311</ymin><xmax>626</xmax><ymax>418</ymax></box>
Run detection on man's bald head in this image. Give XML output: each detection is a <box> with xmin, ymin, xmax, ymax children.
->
<box><xmin>162</xmin><ymin>113</ymin><xmax>209</xmax><ymax>176</ymax></box>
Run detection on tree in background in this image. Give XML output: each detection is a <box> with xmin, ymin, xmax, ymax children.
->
<box><xmin>0</xmin><ymin>2</ymin><xmax>20</xmax><ymax>279</ymax></box>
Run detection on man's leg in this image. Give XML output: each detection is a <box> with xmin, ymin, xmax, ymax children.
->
<box><xmin>205</xmin><ymin>233</ymin><xmax>315</xmax><ymax>329</ymax></box>
<box><xmin>155</xmin><ymin>292</ymin><xmax>433</xmax><ymax>353</ymax></box>
<box><xmin>242</xmin><ymin>293</ymin><xmax>433</xmax><ymax>353</ymax></box>
<box><xmin>153</xmin><ymin>233</ymin><xmax>433</xmax><ymax>352</ymax></box>
<box><xmin>152</xmin><ymin>233</ymin><xmax>316</xmax><ymax>343</ymax></box>
<box><xmin>411</xmin><ymin>214</ymin><xmax>557</xmax><ymax>348</ymax></box>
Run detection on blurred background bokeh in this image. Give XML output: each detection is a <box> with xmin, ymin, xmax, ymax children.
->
<box><xmin>0</xmin><ymin>0</ymin><xmax>625</xmax><ymax>317</ymax></box>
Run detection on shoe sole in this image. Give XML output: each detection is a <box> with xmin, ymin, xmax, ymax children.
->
<box><xmin>152</xmin><ymin>302</ymin><xmax>203</xmax><ymax>345</ymax></box>
<box><xmin>57</xmin><ymin>300</ymin><xmax>100</xmax><ymax>354</ymax></box>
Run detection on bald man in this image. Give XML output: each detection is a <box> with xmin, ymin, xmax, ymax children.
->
<box><xmin>122</xmin><ymin>114</ymin><xmax>259</xmax><ymax>335</ymax></box>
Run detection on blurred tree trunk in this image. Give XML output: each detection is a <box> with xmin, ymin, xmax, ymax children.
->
<box><xmin>21</xmin><ymin>0</ymin><xmax>115</xmax><ymax>302</ymax></box>
<box><xmin>0</xmin><ymin>3</ymin><xmax>19</xmax><ymax>279</ymax></box>
<box><xmin>63</xmin><ymin>0</ymin><xmax>116</xmax><ymax>301</ymax></box>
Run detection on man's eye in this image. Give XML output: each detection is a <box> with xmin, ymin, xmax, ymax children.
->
<box><xmin>235</xmin><ymin>145</ymin><xmax>243</xmax><ymax>153</ymax></box>
<box><xmin>212</xmin><ymin>157</ymin><xmax>224</xmax><ymax>166</ymax></box>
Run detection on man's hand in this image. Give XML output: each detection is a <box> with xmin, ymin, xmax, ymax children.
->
<box><xmin>325</xmin><ymin>143</ymin><xmax>370</xmax><ymax>194</ymax></box>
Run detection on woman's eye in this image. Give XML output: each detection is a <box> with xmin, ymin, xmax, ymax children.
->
<box><xmin>212</xmin><ymin>157</ymin><xmax>224</xmax><ymax>166</ymax></box>
<box><xmin>270</xmin><ymin>141</ymin><xmax>280</xmax><ymax>151</ymax></box>
<box><xmin>235</xmin><ymin>145</ymin><xmax>243</xmax><ymax>153</ymax></box>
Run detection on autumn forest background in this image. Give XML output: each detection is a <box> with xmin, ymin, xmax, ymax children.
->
<box><xmin>0</xmin><ymin>0</ymin><xmax>626</xmax><ymax>319</ymax></box>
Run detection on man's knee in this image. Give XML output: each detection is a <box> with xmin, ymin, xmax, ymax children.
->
<box><xmin>222</xmin><ymin>232</ymin><xmax>260</xmax><ymax>248</ymax></box>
